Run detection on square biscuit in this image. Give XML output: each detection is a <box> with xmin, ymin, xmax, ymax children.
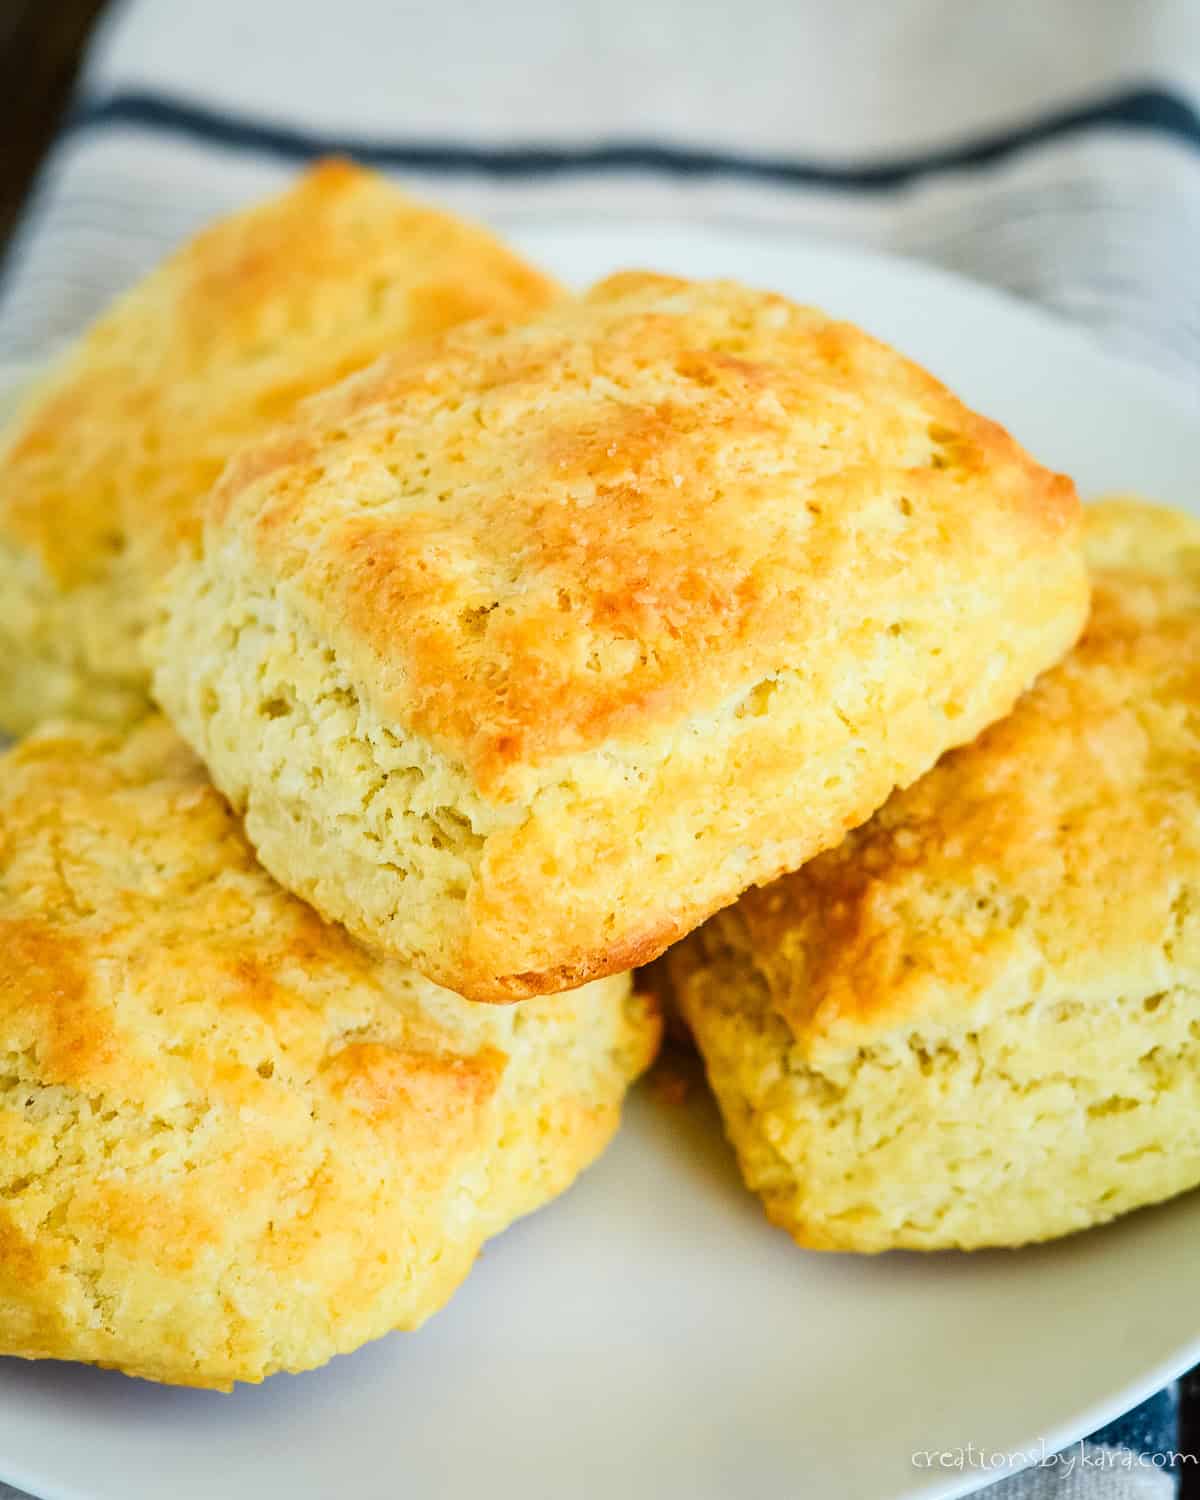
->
<box><xmin>0</xmin><ymin>718</ymin><xmax>658</xmax><ymax>1388</ymax></box>
<box><xmin>0</xmin><ymin>160</ymin><xmax>560</xmax><ymax>735</ymax></box>
<box><xmin>152</xmin><ymin>271</ymin><xmax>1089</xmax><ymax>1001</ymax></box>
<box><xmin>667</xmin><ymin>499</ymin><xmax>1200</xmax><ymax>1251</ymax></box>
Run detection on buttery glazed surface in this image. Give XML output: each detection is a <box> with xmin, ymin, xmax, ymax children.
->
<box><xmin>208</xmin><ymin>270</ymin><xmax>1080</xmax><ymax>791</ymax></box>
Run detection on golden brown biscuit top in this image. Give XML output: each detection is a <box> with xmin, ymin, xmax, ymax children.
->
<box><xmin>0</xmin><ymin>160</ymin><xmax>560</xmax><ymax>588</ymax></box>
<box><xmin>710</xmin><ymin>498</ymin><xmax>1200</xmax><ymax>1058</ymax></box>
<box><xmin>0</xmin><ymin>717</ymin><xmax>549</xmax><ymax>1125</ymax></box>
<box><xmin>207</xmin><ymin>271</ymin><xmax>1080</xmax><ymax>795</ymax></box>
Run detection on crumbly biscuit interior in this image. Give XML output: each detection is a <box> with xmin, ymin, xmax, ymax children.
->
<box><xmin>677</xmin><ymin>924</ymin><xmax>1200</xmax><ymax>1251</ymax></box>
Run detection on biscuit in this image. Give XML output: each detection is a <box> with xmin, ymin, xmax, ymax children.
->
<box><xmin>0</xmin><ymin>161</ymin><xmax>560</xmax><ymax>736</ymax></box>
<box><xmin>667</xmin><ymin>498</ymin><xmax>1200</xmax><ymax>1251</ymax></box>
<box><xmin>0</xmin><ymin>718</ymin><xmax>658</xmax><ymax>1388</ymax></box>
<box><xmin>153</xmin><ymin>272</ymin><xmax>1089</xmax><ymax>1000</ymax></box>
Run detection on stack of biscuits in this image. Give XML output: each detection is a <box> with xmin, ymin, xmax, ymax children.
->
<box><xmin>0</xmin><ymin>161</ymin><xmax>1195</xmax><ymax>1391</ymax></box>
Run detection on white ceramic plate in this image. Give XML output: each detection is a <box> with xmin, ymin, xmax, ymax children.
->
<box><xmin>1</xmin><ymin>227</ymin><xmax>1197</xmax><ymax>1500</ymax></box>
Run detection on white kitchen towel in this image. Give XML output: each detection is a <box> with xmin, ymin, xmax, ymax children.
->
<box><xmin>2</xmin><ymin>0</ymin><xmax>1199</xmax><ymax>380</ymax></box>
<box><xmin>0</xmin><ymin>2</ymin><xmax>1197</xmax><ymax>1497</ymax></box>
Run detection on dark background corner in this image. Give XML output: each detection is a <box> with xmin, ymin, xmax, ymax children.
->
<box><xmin>0</xmin><ymin>0</ymin><xmax>112</xmax><ymax>250</ymax></box>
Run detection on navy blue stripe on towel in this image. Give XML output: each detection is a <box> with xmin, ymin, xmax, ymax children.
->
<box><xmin>64</xmin><ymin>84</ymin><xmax>1200</xmax><ymax>192</ymax></box>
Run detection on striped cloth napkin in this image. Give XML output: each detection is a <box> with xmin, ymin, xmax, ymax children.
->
<box><xmin>0</xmin><ymin>2</ymin><xmax>1197</xmax><ymax>1496</ymax></box>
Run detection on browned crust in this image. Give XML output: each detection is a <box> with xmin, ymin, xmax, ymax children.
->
<box><xmin>0</xmin><ymin>159</ymin><xmax>561</xmax><ymax>591</ymax></box>
<box><xmin>477</xmin><ymin>918</ymin><xmax>688</xmax><ymax>1002</ymax></box>
<box><xmin>693</xmin><ymin>497</ymin><xmax>1200</xmax><ymax>1053</ymax></box>
<box><xmin>206</xmin><ymin>271</ymin><xmax>1081</xmax><ymax>796</ymax></box>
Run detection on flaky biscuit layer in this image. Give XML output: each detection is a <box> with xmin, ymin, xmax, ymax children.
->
<box><xmin>669</xmin><ymin>499</ymin><xmax>1200</xmax><ymax>1251</ymax></box>
<box><xmin>0</xmin><ymin>718</ymin><xmax>658</xmax><ymax>1387</ymax></box>
<box><xmin>0</xmin><ymin>161</ymin><xmax>559</xmax><ymax>735</ymax></box>
<box><xmin>155</xmin><ymin>272</ymin><xmax>1088</xmax><ymax>999</ymax></box>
